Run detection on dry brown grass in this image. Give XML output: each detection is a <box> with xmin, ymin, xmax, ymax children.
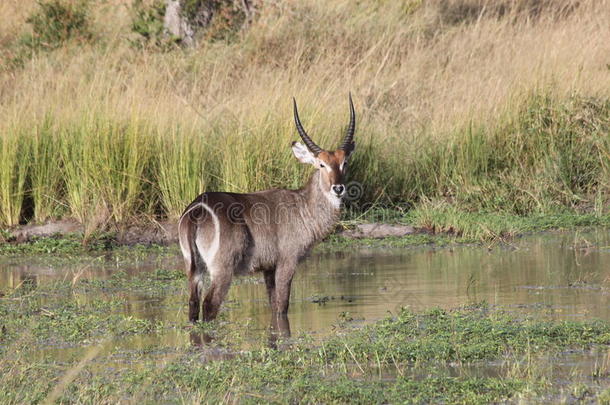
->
<box><xmin>2</xmin><ymin>0</ymin><xmax>608</xmax><ymax>134</ymax></box>
<box><xmin>0</xmin><ymin>0</ymin><xmax>608</xmax><ymax>225</ymax></box>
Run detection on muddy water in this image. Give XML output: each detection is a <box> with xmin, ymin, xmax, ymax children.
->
<box><xmin>2</xmin><ymin>230</ymin><xmax>610</xmax><ymax>346</ymax></box>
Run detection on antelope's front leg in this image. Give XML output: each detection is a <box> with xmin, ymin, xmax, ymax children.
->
<box><xmin>268</xmin><ymin>311</ymin><xmax>291</xmax><ymax>349</ymax></box>
<box><xmin>273</xmin><ymin>261</ymin><xmax>297</xmax><ymax>315</ymax></box>
<box><xmin>263</xmin><ymin>269</ymin><xmax>276</xmax><ymax>309</ymax></box>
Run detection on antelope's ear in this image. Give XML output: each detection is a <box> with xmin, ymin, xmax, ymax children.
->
<box><xmin>291</xmin><ymin>141</ymin><xmax>316</xmax><ymax>165</ymax></box>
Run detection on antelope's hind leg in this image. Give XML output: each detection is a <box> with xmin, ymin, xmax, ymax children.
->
<box><xmin>188</xmin><ymin>266</ymin><xmax>204</xmax><ymax>322</ymax></box>
<box><xmin>179</xmin><ymin>205</ymin><xmax>207</xmax><ymax>323</ymax></box>
<box><xmin>185</xmin><ymin>236</ymin><xmax>205</xmax><ymax>323</ymax></box>
<box><xmin>203</xmin><ymin>267</ymin><xmax>233</xmax><ymax>321</ymax></box>
<box><xmin>201</xmin><ymin>222</ymin><xmax>248</xmax><ymax>321</ymax></box>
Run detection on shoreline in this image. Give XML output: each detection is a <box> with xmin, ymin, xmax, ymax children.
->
<box><xmin>2</xmin><ymin>213</ymin><xmax>610</xmax><ymax>255</ymax></box>
<box><xmin>2</xmin><ymin>219</ymin><xmax>420</xmax><ymax>246</ymax></box>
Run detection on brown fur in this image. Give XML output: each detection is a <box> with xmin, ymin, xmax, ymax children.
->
<box><xmin>178</xmin><ymin>154</ymin><xmax>349</xmax><ymax>322</ymax></box>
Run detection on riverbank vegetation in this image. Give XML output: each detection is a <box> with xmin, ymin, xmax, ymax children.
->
<box><xmin>3</xmin><ymin>208</ymin><xmax>610</xmax><ymax>255</ymax></box>
<box><xmin>0</xmin><ymin>0</ymin><xmax>608</xmax><ymax>235</ymax></box>
<box><xmin>2</xmin><ymin>269</ymin><xmax>610</xmax><ymax>403</ymax></box>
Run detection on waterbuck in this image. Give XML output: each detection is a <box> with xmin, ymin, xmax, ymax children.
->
<box><xmin>178</xmin><ymin>95</ymin><xmax>356</xmax><ymax>323</ymax></box>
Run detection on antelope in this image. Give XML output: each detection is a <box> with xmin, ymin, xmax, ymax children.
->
<box><xmin>178</xmin><ymin>95</ymin><xmax>356</xmax><ymax>323</ymax></box>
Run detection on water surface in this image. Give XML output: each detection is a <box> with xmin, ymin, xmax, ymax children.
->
<box><xmin>2</xmin><ymin>230</ymin><xmax>610</xmax><ymax>345</ymax></box>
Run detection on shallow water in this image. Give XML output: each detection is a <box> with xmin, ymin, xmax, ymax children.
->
<box><xmin>2</xmin><ymin>230</ymin><xmax>610</xmax><ymax>348</ymax></box>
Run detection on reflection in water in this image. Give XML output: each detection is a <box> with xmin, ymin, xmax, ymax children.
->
<box><xmin>2</xmin><ymin>230</ymin><xmax>610</xmax><ymax>348</ymax></box>
<box><xmin>189</xmin><ymin>330</ymin><xmax>213</xmax><ymax>347</ymax></box>
<box><xmin>188</xmin><ymin>330</ymin><xmax>237</xmax><ymax>361</ymax></box>
<box><xmin>268</xmin><ymin>313</ymin><xmax>291</xmax><ymax>349</ymax></box>
<box><xmin>188</xmin><ymin>314</ymin><xmax>291</xmax><ymax>351</ymax></box>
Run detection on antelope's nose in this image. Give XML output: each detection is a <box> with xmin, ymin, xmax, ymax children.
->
<box><xmin>332</xmin><ymin>184</ymin><xmax>345</xmax><ymax>196</ymax></box>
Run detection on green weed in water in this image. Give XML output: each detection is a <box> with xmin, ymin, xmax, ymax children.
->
<box><xmin>1</xmin><ymin>298</ymin><xmax>609</xmax><ymax>403</ymax></box>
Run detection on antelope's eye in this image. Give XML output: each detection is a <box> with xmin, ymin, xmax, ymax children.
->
<box><xmin>319</xmin><ymin>163</ymin><xmax>325</xmax><ymax>168</ymax></box>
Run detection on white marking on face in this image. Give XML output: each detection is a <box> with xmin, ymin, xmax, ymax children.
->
<box><xmin>324</xmin><ymin>190</ymin><xmax>342</xmax><ymax>209</ymax></box>
<box><xmin>315</xmin><ymin>158</ymin><xmax>333</xmax><ymax>173</ymax></box>
<box><xmin>318</xmin><ymin>173</ymin><xmax>342</xmax><ymax>209</ymax></box>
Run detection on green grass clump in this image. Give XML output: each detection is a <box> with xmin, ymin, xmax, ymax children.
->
<box><xmin>0</xmin><ymin>235</ymin><xmax>87</xmax><ymax>255</ymax></box>
<box><xmin>19</xmin><ymin>0</ymin><xmax>92</xmax><ymax>54</ymax></box>
<box><xmin>2</xmin><ymin>301</ymin><xmax>609</xmax><ymax>403</ymax></box>
<box><xmin>391</xmin><ymin>94</ymin><xmax>610</xmax><ymax>216</ymax></box>
<box><xmin>321</xmin><ymin>305</ymin><xmax>610</xmax><ymax>365</ymax></box>
<box><xmin>60</xmin><ymin>116</ymin><xmax>154</xmax><ymax>225</ymax></box>
<box><xmin>0</xmin><ymin>272</ymin><xmax>180</xmax><ymax>346</ymax></box>
<box><xmin>1</xmin><ymin>288</ymin><xmax>163</xmax><ymax>345</ymax></box>
<box><xmin>0</xmin><ymin>93</ymin><xmax>608</xmax><ymax>232</ymax></box>
<box><xmin>29</xmin><ymin>118</ymin><xmax>64</xmax><ymax>222</ymax></box>
<box><xmin>0</xmin><ymin>234</ymin><xmax>179</xmax><ymax>257</ymax></box>
<box><xmin>406</xmin><ymin>201</ymin><xmax>610</xmax><ymax>241</ymax></box>
<box><xmin>0</xmin><ymin>129</ymin><xmax>29</xmax><ymax>227</ymax></box>
<box><xmin>157</xmin><ymin>127</ymin><xmax>210</xmax><ymax>218</ymax></box>
<box><xmin>130</xmin><ymin>0</ymin><xmax>169</xmax><ymax>48</ymax></box>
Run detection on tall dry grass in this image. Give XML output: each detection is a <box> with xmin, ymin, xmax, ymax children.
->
<box><xmin>0</xmin><ymin>0</ymin><xmax>609</xmax><ymax>227</ymax></box>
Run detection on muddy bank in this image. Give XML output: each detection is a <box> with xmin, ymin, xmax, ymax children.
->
<box><xmin>3</xmin><ymin>220</ymin><xmax>179</xmax><ymax>245</ymax></box>
<box><xmin>3</xmin><ymin>220</ymin><xmax>419</xmax><ymax>246</ymax></box>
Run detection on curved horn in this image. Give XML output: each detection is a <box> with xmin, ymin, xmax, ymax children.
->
<box><xmin>339</xmin><ymin>93</ymin><xmax>356</xmax><ymax>152</ymax></box>
<box><xmin>293</xmin><ymin>98</ymin><xmax>323</xmax><ymax>155</ymax></box>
